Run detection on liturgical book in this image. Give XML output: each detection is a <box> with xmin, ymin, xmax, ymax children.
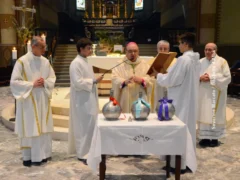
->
<box><xmin>147</xmin><ymin>52</ymin><xmax>177</xmax><ymax>75</ymax></box>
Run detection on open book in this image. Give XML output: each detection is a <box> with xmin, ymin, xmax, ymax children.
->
<box><xmin>147</xmin><ymin>52</ymin><xmax>177</xmax><ymax>75</ymax></box>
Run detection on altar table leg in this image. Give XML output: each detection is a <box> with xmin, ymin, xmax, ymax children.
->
<box><xmin>175</xmin><ymin>155</ymin><xmax>181</xmax><ymax>180</ymax></box>
<box><xmin>99</xmin><ymin>155</ymin><xmax>106</xmax><ymax>180</ymax></box>
<box><xmin>166</xmin><ymin>155</ymin><xmax>171</xmax><ymax>178</ymax></box>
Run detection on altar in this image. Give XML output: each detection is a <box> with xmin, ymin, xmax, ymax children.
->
<box><xmin>87</xmin><ymin>114</ymin><xmax>197</xmax><ymax>180</ymax></box>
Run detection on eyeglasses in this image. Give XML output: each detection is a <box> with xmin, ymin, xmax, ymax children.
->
<box><xmin>36</xmin><ymin>45</ymin><xmax>46</xmax><ymax>50</ymax></box>
<box><xmin>204</xmin><ymin>48</ymin><xmax>214</xmax><ymax>52</ymax></box>
<box><xmin>126</xmin><ymin>50</ymin><xmax>138</xmax><ymax>54</ymax></box>
<box><xmin>159</xmin><ymin>48</ymin><xmax>169</xmax><ymax>51</ymax></box>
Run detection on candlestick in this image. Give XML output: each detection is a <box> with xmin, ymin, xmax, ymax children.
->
<box><xmin>92</xmin><ymin>0</ymin><xmax>95</xmax><ymax>18</ymax></box>
<box><xmin>12</xmin><ymin>47</ymin><xmax>17</xmax><ymax>59</ymax></box>
<box><xmin>27</xmin><ymin>40</ymin><xmax>32</xmax><ymax>52</ymax></box>
<box><xmin>92</xmin><ymin>44</ymin><xmax>97</xmax><ymax>56</ymax></box>
<box><xmin>41</xmin><ymin>34</ymin><xmax>46</xmax><ymax>43</ymax></box>
<box><xmin>124</xmin><ymin>0</ymin><xmax>127</xmax><ymax>18</ymax></box>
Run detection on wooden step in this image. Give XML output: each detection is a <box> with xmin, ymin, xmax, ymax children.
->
<box><xmin>53</xmin><ymin>62</ymin><xmax>72</xmax><ymax>65</ymax></box>
<box><xmin>55</xmin><ymin>50</ymin><xmax>76</xmax><ymax>53</ymax></box>
<box><xmin>54</xmin><ymin>59</ymin><xmax>73</xmax><ymax>63</ymax></box>
<box><xmin>55</xmin><ymin>82</ymin><xmax>70</xmax><ymax>87</ymax></box>
<box><xmin>54</xmin><ymin>65</ymin><xmax>70</xmax><ymax>69</ymax></box>
<box><xmin>55</xmin><ymin>72</ymin><xmax>69</xmax><ymax>75</ymax></box>
<box><xmin>56</xmin><ymin>79</ymin><xmax>70</xmax><ymax>83</ymax></box>
<box><xmin>54</xmin><ymin>67</ymin><xmax>69</xmax><ymax>71</ymax></box>
<box><xmin>54</xmin><ymin>53</ymin><xmax>77</xmax><ymax>59</ymax></box>
<box><xmin>55</xmin><ymin>75</ymin><xmax>70</xmax><ymax>78</ymax></box>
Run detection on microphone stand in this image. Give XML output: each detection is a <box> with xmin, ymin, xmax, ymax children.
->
<box><xmin>101</xmin><ymin>59</ymin><xmax>128</xmax><ymax>76</ymax></box>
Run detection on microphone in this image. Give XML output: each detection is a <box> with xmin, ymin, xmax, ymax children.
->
<box><xmin>102</xmin><ymin>59</ymin><xmax>128</xmax><ymax>76</ymax></box>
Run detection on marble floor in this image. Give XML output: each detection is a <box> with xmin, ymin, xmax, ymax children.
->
<box><xmin>0</xmin><ymin>86</ymin><xmax>240</xmax><ymax>180</ymax></box>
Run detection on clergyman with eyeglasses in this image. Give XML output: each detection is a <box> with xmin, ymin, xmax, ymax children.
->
<box><xmin>10</xmin><ymin>36</ymin><xmax>56</xmax><ymax>167</ymax></box>
<box><xmin>112</xmin><ymin>42</ymin><xmax>153</xmax><ymax>113</ymax></box>
<box><xmin>148</xmin><ymin>40</ymin><xmax>177</xmax><ymax>111</ymax></box>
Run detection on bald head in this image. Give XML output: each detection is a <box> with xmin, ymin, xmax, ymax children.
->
<box><xmin>204</xmin><ymin>42</ymin><xmax>218</xmax><ymax>60</ymax></box>
<box><xmin>125</xmin><ymin>42</ymin><xmax>139</xmax><ymax>62</ymax></box>
<box><xmin>157</xmin><ymin>40</ymin><xmax>170</xmax><ymax>53</ymax></box>
<box><xmin>205</xmin><ymin>43</ymin><xmax>217</xmax><ymax>51</ymax></box>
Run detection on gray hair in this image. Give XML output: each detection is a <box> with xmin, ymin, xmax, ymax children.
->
<box><xmin>157</xmin><ymin>40</ymin><xmax>170</xmax><ymax>48</ymax></box>
<box><xmin>213</xmin><ymin>44</ymin><xmax>218</xmax><ymax>51</ymax></box>
<box><xmin>31</xmin><ymin>36</ymin><xmax>43</xmax><ymax>46</ymax></box>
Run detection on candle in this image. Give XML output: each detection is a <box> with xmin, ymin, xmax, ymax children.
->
<box><xmin>27</xmin><ymin>40</ymin><xmax>32</xmax><ymax>52</ymax></box>
<box><xmin>12</xmin><ymin>47</ymin><xmax>17</xmax><ymax>59</ymax></box>
<box><xmin>41</xmin><ymin>34</ymin><xmax>46</xmax><ymax>43</ymax></box>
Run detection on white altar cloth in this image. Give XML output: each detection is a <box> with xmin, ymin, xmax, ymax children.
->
<box><xmin>87</xmin><ymin>113</ymin><xmax>197</xmax><ymax>173</ymax></box>
<box><xmin>88</xmin><ymin>56</ymin><xmax>154</xmax><ymax>70</ymax></box>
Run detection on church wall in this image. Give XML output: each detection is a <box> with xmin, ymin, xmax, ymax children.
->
<box><xmin>159</xmin><ymin>0</ymin><xmax>197</xmax><ymax>28</ymax></box>
<box><xmin>39</xmin><ymin>5</ymin><xmax>58</xmax><ymax>28</ymax></box>
<box><xmin>37</xmin><ymin>0</ymin><xmax>67</xmax><ymax>29</ymax></box>
<box><xmin>218</xmin><ymin>0</ymin><xmax>240</xmax><ymax>44</ymax></box>
<box><xmin>134</xmin><ymin>0</ymin><xmax>154</xmax><ymax>20</ymax></box>
<box><xmin>198</xmin><ymin>0</ymin><xmax>217</xmax><ymax>44</ymax></box>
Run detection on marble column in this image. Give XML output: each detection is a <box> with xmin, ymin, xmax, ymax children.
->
<box><xmin>0</xmin><ymin>0</ymin><xmax>16</xmax><ymax>44</ymax></box>
<box><xmin>198</xmin><ymin>0</ymin><xmax>217</xmax><ymax>44</ymax></box>
<box><xmin>0</xmin><ymin>0</ymin><xmax>16</xmax><ymax>67</ymax></box>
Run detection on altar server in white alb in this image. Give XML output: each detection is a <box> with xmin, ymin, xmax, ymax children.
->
<box><xmin>156</xmin><ymin>33</ymin><xmax>200</xmax><ymax>173</ymax></box>
<box><xmin>10</xmin><ymin>36</ymin><xmax>56</xmax><ymax>167</ymax></box>
<box><xmin>68</xmin><ymin>38</ymin><xmax>103</xmax><ymax>165</ymax></box>
<box><xmin>198</xmin><ymin>43</ymin><xmax>231</xmax><ymax>147</ymax></box>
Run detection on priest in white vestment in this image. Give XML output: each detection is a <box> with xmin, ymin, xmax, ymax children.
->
<box><xmin>198</xmin><ymin>43</ymin><xmax>231</xmax><ymax>147</ymax></box>
<box><xmin>156</xmin><ymin>33</ymin><xmax>200</xmax><ymax>173</ymax></box>
<box><xmin>148</xmin><ymin>40</ymin><xmax>177</xmax><ymax>111</ymax></box>
<box><xmin>112</xmin><ymin>42</ymin><xmax>153</xmax><ymax>113</ymax></box>
<box><xmin>68</xmin><ymin>38</ymin><xmax>103</xmax><ymax>165</ymax></box>
<box><xmin>10</xmin><ymin>36</ymin><xmax>56</xmax><ymax>167</ymax></box>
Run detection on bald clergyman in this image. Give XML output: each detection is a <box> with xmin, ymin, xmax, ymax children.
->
<box><xmin>198</xmin><ymin>42</ymin><xmax>231</xmax><ymax>147</ymax></box>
